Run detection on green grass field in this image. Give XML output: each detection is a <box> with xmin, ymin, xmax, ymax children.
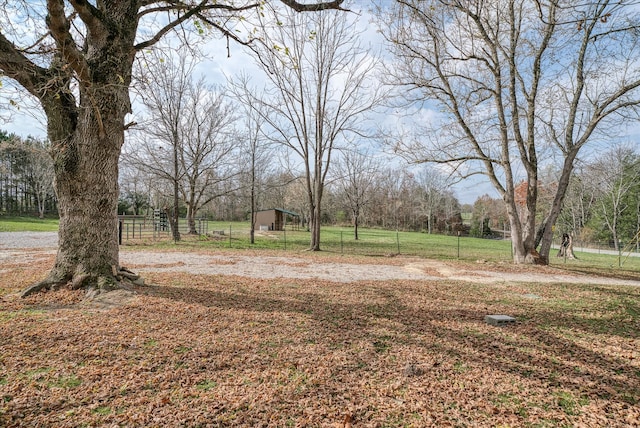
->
<box><xmin>0</xmin><ymin>216</ymin><xmax>59</xmax><ymax>232</ymax></box>
<box><xmin>152</xmin><ymin>220</ymin><xmax>517</xmax><ymax>261</ymax></box>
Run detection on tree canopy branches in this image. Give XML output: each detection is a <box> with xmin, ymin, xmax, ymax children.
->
<box><xmin>379</xmin><ymin>0</ymin><xmax>640</xmax><ymax>264</ymax></box>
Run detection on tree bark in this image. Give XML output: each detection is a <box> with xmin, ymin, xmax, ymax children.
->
<box><xmin>22</xmin><ymin>85</ymin><xmax>134</xmax><ymax>297</ymax></box>
<box><xmin>250</xmin><ymin>167</ymin><xmax>257</xmax><ymax>244</ymax></box>
<box><xmin>187</xmin><ymin>205</ymin><xmax>198</xmax><ymax>235</ymax></box>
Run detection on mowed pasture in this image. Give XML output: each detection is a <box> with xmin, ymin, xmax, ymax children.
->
<box><xmin>1</xmin><ymin>220</ymin><xmax>640</xmax><ymax>427</ymax></box>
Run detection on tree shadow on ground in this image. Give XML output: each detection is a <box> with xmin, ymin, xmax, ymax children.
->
<box><xmin>135</xmin><ymin>277</ymin><xmax>640</xmax><ymax>410</ymax></box>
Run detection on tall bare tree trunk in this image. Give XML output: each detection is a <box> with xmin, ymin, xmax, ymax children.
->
<box><xmin>187</xmin><ymin>205</ymin><xmax>198</xmax><ymax>235</ymax></box>
<box><xmin>171</xmin><ymin>144</ymin><xmax>181</xmax><ymax>242</ymax></box>
<box><xmin>353</xmin><ymin>208</ymin><xmax>359</xmax><ymax>241</ymax></box>
<box><xmin>250</xmin><ymin>167</ymin><xmax>257</xmax><ymax>245</ymax></box>
<box><xmin>309</xmin><ymin>203</ymin><xmax>321</xmax><ymax>251</ymax></box>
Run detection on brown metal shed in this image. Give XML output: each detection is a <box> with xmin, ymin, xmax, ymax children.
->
<box><xmin>254</xmin><ymin>209</ymin><xmax>300</xmax><ymax>231</ymax></box>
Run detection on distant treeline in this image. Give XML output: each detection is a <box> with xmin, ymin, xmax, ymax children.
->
<box><xmin>0</xmin><ymin>130</ymin><xmax>56</xmax><ymax>218</ymax></box>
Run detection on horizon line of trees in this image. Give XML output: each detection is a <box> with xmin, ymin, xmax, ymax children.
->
<box><xmin>4</xmin><ymin>122</ymin><xmax>638</xmax><ymax>251</ymax></box>
<box><xmin>0</xmin><ymin>131</ymin><xmax>56</xmax><ymax>218</ymax></box>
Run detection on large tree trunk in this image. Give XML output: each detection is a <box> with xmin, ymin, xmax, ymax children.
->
<box><xmin>504</xmin><ymin>193</ymin><xmax>541</xmax><ymax>264</ymax></box>
<box><xmin>22</xmin><ymin>89</ymin><xmax>139</xmax><ymax>297</ymax></box>
<box><xmin>20</xmin><ymin>7</ymin><xmax>140</xmax><ymax>296</ymax></box>
<box><xmin>52</xmin><ymin>128</ymin><xmax>121</xmax><ymax>290</ymax></box>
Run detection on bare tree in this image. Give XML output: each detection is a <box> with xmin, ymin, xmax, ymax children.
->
<box><xmin>118</xmin><ymin>161</ymin><xmax>154</xmax><ymax>216</ymax></box>
<box><xmin>129</xmin><ymin>50</ymin><xmax>239</xmax><ymax>238</ymax></box>
<box><xmin>440</xmin><ymin>190</ymin><xmax>463</xmax><ymax>234</ymax></box>
<box><xmin>23</xmin><ymin>138</ymin><xmax>55</xmax><ymax>219</ymax></box>
<box><xmin>586</xmin><ymin>145</ymin><xmax>640</xmax><ymax>251</ymax></box>
<box><xmin>0</xmin><ymin>135</ymin><xmax>55</xmax><ymax>217</ymax></box>
<box><xmin>230</xmin><ymin>76</ymin><xmax>275</xmax><ymax>244</ymax></box>
<box><xmin>241</xmin><ymin>6</ymin><xmax>382</xmax><ymax>250</ymax></box>
<box><xmin>334</xmin><ymin>147</ymin><xmax>381</xmax><ymax>240</ymax></box>
<box><xmin>0</xmin><ymin>0</ymin><xmax>347</xmax><ymax>297</ymax></box>
<box><xmin>415</xmin><ymin>166</ymin><xmax>450</xmax><ymax>235</ymax></box>
<box><xmin>379</xmin><ymin>0</ymin><xmax>640</xmax><ymax>264</ymax></box>
<box><xmin>377</xmin><ymin>167</ymin><xmax>416</xmax><ymax>230</ymax></box>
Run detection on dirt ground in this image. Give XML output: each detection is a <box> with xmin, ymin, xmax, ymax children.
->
<box><xmin>2</xmin><ymin>233</ymin><xmax>640</xmax><ymax>427</ymax></box>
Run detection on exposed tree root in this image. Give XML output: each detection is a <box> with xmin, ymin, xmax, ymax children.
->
<box><xmin>20</xmin><ymin>276</ymin><xmax>68</xmax><ymax>298</ymax></box>
<box><xmin>21</xmin><ymin>267</ymin><xmax>145</xmax><ymax>299</ymax></box>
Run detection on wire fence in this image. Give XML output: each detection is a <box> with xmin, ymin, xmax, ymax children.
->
<box><xmin>117</xmin><ymin>217</ymin><xmax>640</xmax><ymax>266</ymax></box>
<box><xmin>118</xmin><ymin>216</ymin><xmax>208</xmax><ymax>244</ymax></box>
<box><xmin>118</xmin><ymin>218</ymin><xmax>517</xmax><ymax>261</ymax></box>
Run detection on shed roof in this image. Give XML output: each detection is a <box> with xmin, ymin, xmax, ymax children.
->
<box><xmin>257</xmin><ymin>208</ymin><xmax>300</xmax><ymax>217</ymax></box>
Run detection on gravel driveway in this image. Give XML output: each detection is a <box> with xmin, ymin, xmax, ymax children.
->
<box><xmin>0</xmin><ymin>231</ymin><xmax>58</xmax><ymax>249</ymax></box>
<box><xmin>2</xmin><ymin>231</ymin><xmax>639</xmax><ymax>286</ymax></box>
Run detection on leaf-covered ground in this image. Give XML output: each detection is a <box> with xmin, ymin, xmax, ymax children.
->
<box><xmin>1</xmin><ymin>252</ymin><xmax>639</xmax><ymax>427</ymax></box>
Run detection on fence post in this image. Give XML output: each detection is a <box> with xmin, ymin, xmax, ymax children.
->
<box><xmin>229</xmin><ymin>225</ymin><xmax>232</xmax><ymax>248</ymax></box>
<box><xmin>118</xmin><ymin>220</ymin><xmax>122</xmax><ymax>245</ymax></box>
<box><xmin>457</xmin><ymin>230</ymin><xmax>460</xmax><ymax>259</ymax></box>
<box><xmin>284</xmin><ymin>228</ymin><xmax>287</xmax><ymax>251</ymax></box>
<box><xmin>396</xmin><ymin>230</ymin><xmax>400</xmax><ymax>254</ymax></box>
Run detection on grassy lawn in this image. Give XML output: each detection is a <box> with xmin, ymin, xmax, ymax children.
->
<box><xmin>1</xmin><ymin>252</ymin><xmax>639</xmax><ymax>427</ymax></box>
<box><xmin>0</xmin><ymin>216</ymin><xmax>59</xmax><ymax>232</ymax></box>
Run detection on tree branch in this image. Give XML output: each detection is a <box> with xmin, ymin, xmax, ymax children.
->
<box><xmin>46</xmin><ymin>0</ymin><xmax>90</xmax><ymax>82</ymax></box>
<box><xmin>68</xmin><ymin>0</ymin><xmax>103</xmax><ymax>34</ymax></box>
<box><xmin>138</xmin><ymin>1</ymin><xmax>259</xmax><ymax>19</ymax></box>
<box><xmin>135</xmin><ymin>0</ymin><xmax>211</xmax><ymax>50</ymax></box>
<box><xmin>279</xmin><ymin>0</ymin><xmax>348</xmax><ymax>12</ymax></box>
<box><xmin>0</xmin><ymin>32</ymin><xmax>50</xmax><ymax>98</ymax></box>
